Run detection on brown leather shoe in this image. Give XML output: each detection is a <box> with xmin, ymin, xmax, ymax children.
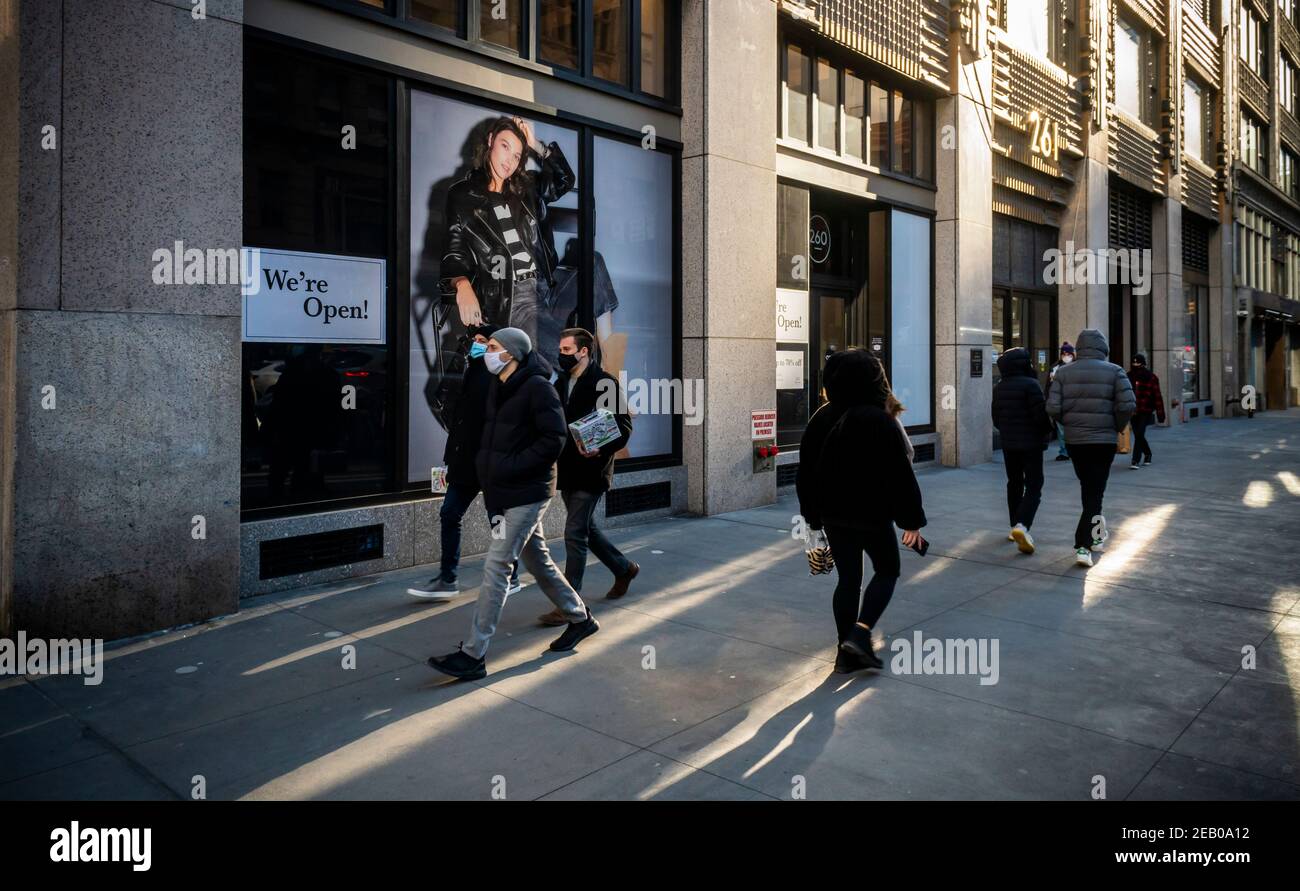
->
<box><xmin>604</xmin><ymin>562</ymin><xmax>640</xmax><ymax>600</ymax></box>
<box><xmin>537</xmin><ymin>608</ymin><xmax>569</xmax><ymax>626</ymax></box>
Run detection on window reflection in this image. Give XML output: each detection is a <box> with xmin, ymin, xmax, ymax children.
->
<box><xmin>640</xmin><ymin>0</ymin><xmax>668</xmax><ymax>96</ymax></box>
<box><xmin>480</xmin><ymin>0</ymin><xmax>522</xmax><ymax>52</ymax></box>
<box><xmin>594</xmin><ymin>0</ymin><xmax>629</xmax><ymax>86</ymax></box>
<box><xmin>540</xmin><ymin>0</ymin><xmax>579</xmax><ymax>70</ymax></box>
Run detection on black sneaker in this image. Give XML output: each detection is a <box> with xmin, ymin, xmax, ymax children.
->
<box><xmin>549</xmin><ymin>608</ymin><xmax>600</xmax><ymax>652</ymax></box>
<box><xmin>834</xmin><ymin>649</ymin><xmax>875</xmax><ymax>674</ymax></box>
<box><xmin>1055</xmin><ymin>454</ymin><xmax>1070</xmax><ymax>461</ymax></box>
<box><xmin>427</xmin><ymin>645</ymin><xmax>486</xmax><ymax>680</ymax></box>
<box><xmin>839</xmin><ymin>624</ymin><xmax>883</xmax><ymax>669</ymax></box>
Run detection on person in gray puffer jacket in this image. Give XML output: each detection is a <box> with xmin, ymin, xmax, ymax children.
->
<box><xmin>1045</xmin><ymin>329</ymin><xmax>1135</xmax><ymax>565</ymax></box>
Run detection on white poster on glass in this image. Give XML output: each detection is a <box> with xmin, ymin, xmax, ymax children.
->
<box><xmin>776</xmin><ymin>288</ymin><xmax>809</xmax><ymax>343</ymax></box>
<box><xmin>776</xmin><ymin>350</ymin><xmax>805</xmax><ymax>389</ymax></box>
<box><xmin>242</xmin><ymin>247</ymin><xmax>386</xmax><ymax>344</ymax></box>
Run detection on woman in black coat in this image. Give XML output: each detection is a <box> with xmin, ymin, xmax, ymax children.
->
<box><xmin>796</xmin><ymin>349</ymin><xmax>926</xmax><ymax>673</ymax></box>
<box><xmin>991</xmin><ymin>347</ymin><xmax>1052</xmax><ymax>554</ymax></box>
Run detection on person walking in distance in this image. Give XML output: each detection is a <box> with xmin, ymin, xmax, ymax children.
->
<box><xmin>537</xmin><ymin>328</ymin><xmax>638</xmax><ymax>626</ymax></box>
<box><xmin>407</xmin><ymin>327</ymin><xmax>523</xmax><ymax>601</ymax></box>
<box><xmin>796</xmin><ymin>349</ymin><xmax>926</xmax><ymax>673</ymax></box>
<box><xmin>1045</xmin><ymin>329</ymin><xmax>1135</xmax><ymax>568</ymax></box>
<box><xmin>991</xmin><ymin>347</ymin><xmax>1053</xmax><ymax>555</ymax></box>
<box><xmin>428</xmin><ymin>327</ymin><xmax>598</xmax><ymax>680</ymax></box>
<box><xmin>1046</xmin><ymin>342</ymin><xmax>1075</xmax><ymax>461</ymax></box>
<box><xmin>1126</xmin><ymin>353</ymin><xmax>1166</xmax><ymax>468</ymax></box>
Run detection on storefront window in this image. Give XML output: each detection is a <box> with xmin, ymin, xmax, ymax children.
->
<box><xmin>785</xmin><ymin>44</ymin><xmax>811</xmax><ymax>144</ymax></box>
<box><xmin>1182</xmin><ymin>284</ymin><xmax>1209</xmax><ymax>402</ymax></box>
<box><xmin>593</xmin><ymin>0</ymin><xmax>630</xmax><ymax>86</ymax></box>
<box><xmin>640</xmin><ymin>0</ymin><xmax>669</xmax><ymax>97</ymax></box>
<box><xmin>891</xmin><ymin>210</ymin><xmax>932</xmax><ymax>426</ymax></box>
<box><xmin>592</xmin><ymin>135</ymin><xmax>675</xmax><ymax>458</ymax></box>
<box><xmin>410</xmin><ymin>0</ymin><xmax>456</xmax><ymax>30</ymax></box>
<box><xmin>776</xmin><ymin>183</ymin><xmax>811</xmax><ymax>448</ymax></box>
<box><xmin>243</xmin><ymin>45</ymin><xmax>395</xmax><ymax>513</ymax></box>
<box><xmin>540</xmin><ymin>0</ymin><xmax>580</xmax><ymax>70</ymax></box>
<box><xmin>817</xmin><ymin>59</ymin><xmax>839</xmax><ymax>152</ymax></box>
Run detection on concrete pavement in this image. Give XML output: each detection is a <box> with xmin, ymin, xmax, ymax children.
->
<box><xmin>3</xmin><ymin>411</ymin><xmax>1299</xmax><ymax>800</ymax></box>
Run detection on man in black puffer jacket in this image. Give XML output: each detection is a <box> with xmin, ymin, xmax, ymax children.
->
<box><xmin>991</xmin><ymin>347</ymin><xmax>1052</xmax><ymax>555</ymax></box>
<box><xmin>428</xmin><ymin>327</ymin><xmax>599</xmax><ymax>680</ymax></box>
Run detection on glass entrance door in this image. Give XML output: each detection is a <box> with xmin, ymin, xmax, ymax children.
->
<box><xmin>994</xmin><ymin>288</ymin><xmax>1056</xmax><ymax>392</ymax></box>
<box><xmin>812</xmin><ymin>290</ymin><xmax>850</xmax><ymax>409</ymax></box>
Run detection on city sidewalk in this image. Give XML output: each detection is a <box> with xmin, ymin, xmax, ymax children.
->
<box><xmin>3</xmin><ymin>411</ymin><xmax>1298</xmax><ymax>801</ymax></box>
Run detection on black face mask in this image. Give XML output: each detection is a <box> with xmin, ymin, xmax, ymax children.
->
<box><xmin>557</xmin><ymin>352</ymin><xmax>582</xmax><ymax>373</ymax></box>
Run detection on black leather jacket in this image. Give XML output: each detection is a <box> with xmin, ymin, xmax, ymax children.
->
<box><xmin>439</xmin><ymin>141</ymin><xmax>575</xmax><ymax>327</ymax></box>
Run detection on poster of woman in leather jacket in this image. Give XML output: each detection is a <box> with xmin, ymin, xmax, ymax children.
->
<box><xmin>409</xmin><ymin>94</ymin><xmax>586</xmax><ymax>482</ymax></box>
<box><xmin>409</xmin><ymin>91</ymin><xmax>671</xmax><ymax>482</ymax></box>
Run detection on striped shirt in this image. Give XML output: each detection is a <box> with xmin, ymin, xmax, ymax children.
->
<box><xmin>490</xmin><ymin>196</ymin><xmax>536</xmax><ymax>278</ymax></box>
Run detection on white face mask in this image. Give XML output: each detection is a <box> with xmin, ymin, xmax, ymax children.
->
<box><xmin>1061</xmin><ymin>355</ymin><xmax>1073</xmax><ymax>364</ymax></box>
<box><xmin>484</xmin><ymin>350</ymin><xmax>509</xmax><ymax>374</ymax></box>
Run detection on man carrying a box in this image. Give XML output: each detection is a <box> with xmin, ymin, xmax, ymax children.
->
<box><xmin>428</xmin><ymin>327</ymin><xmax>599</xmax><ymax>680</ymax></box>
<box><xmin>538</xmin><ymin>328</ymin><xmax>638</xmax><ymax>626</ymax></box>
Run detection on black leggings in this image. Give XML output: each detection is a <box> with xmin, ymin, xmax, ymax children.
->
<box><xmin>824</xmin><ymin>525</ymin><xmax>901</xmax><ymax>643</ymax></box>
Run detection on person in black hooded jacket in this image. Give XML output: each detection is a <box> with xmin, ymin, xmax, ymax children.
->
<box><xmin>796</xmin><ymin>349</ymin><xmax>926</xmax><ymax>673</ymax></box>
<box><xmin>991</xmin><ymin>346</ymin><xmax>1052</xmax><ymax>555</ymax></box>
<box><xmin>428</xmin><ymin>327</ymin><xmax>598</xmax><ymax>681</ymax></box>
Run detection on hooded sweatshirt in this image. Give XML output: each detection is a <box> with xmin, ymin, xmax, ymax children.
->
<box><xmin>795</xmin><ymin>350</ymin><xmax>926</xmax><ymax>532</ymax></box>
<box><xmin>1045</xmin><ymin>329</ymin><xmax>1136</xmax><ymax>445</ymax></box>
<box><xmin>991</xmin><ymin>347</ymin><xmax>1052</xmax><ymax>451</ymax></box>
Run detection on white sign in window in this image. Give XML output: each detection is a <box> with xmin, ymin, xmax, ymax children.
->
<box><xmin>776</xmin><ymin>288</ymin><xmax>809</xmax><ymax>343</ymax></box>
<box><xmin>242</xmin><ymin>247</ymin><xmax>386</xmax><ymax>344</ymax></box>
<box><xmin>776</xmin><ymin>350</ymin><xmax>805</xmax><ymax>390</ymax></box>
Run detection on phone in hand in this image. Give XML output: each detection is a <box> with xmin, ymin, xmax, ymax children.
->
<box><xmin>909</xmin><ymin>534</ymin><xmax>929</xmax><ymax>557</ymax></box>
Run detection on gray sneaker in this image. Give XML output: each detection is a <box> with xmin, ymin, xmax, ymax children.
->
<box><xmin>407</xmin><ymin>577</ymin><xmax>457</xmax><ymax>601</ymax></box>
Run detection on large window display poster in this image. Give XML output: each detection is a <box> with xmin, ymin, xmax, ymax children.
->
<box><xmin>408</xmin><ymin>91</ymin><xmax>579</xmax><ymax>483</ymax></box>
<box><xmin>408</xmin><ymin>90</ymin><xmax>674</xmax><ymax>482</ymax></box>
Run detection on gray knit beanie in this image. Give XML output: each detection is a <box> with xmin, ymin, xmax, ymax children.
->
<box><xmin>491</xmin><ymin>326</ymin><xmax>532</xmax><ymax>360</ymax></box>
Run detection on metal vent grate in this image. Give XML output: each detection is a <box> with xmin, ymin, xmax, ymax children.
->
<box><xmin>1183</xmin><ymin>212</ymin><xmax>1211</xmax><ymax>273</ymax></box>
<box><xmin>777</xmin><ymin>463</ymin><xmax>800</xmax><ymax>487</ymax></box>
<box><xmin>913</xmin><ymin>443</ymin><xmax>936</xmax><ymax>463</ymax></box>
<box><xmin>260</xmin><ymin>524</ymin><xmax>384</xmax><ymax>580</ymax></box>
<box><xmin>606</xmin><ymin>482</ymin><xmax>671</xmax><ymax>517</ymax></box>
<box><xmin>1108</xmin><ymin>181</ymin><xmax>1153</xmax><ymax>251</ymax></box>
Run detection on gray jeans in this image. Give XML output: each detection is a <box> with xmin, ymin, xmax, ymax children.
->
<box><xmin>463</xmin><ymin>498</ymin><xmax>586</xmax><ymax>659</ymax></box>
